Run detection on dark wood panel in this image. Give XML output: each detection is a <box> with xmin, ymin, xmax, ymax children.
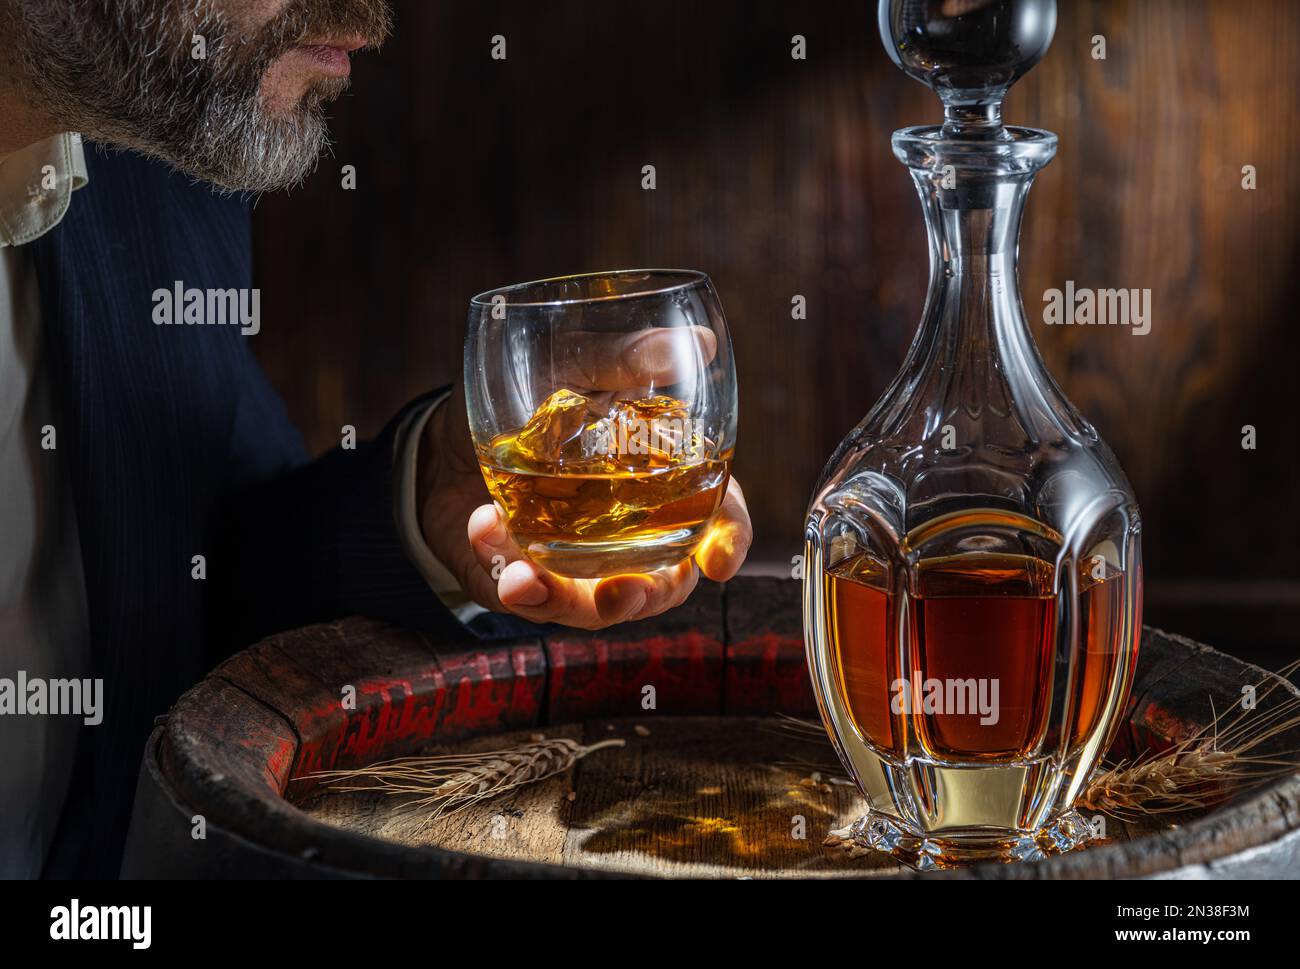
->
<box><xmin>250</xmin><ymin>1</ymin><xmax>1300</xmax><ymax>647</ymax></box>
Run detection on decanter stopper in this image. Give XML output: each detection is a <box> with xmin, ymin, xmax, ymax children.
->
<box><xmin>878</xmin><ymin>0</ymin><xmax>1057</xmax><ymax>137</ymax></box>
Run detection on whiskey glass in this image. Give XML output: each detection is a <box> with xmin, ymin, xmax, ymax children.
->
<box><xmin>465</xmin><ymin>270</ymin><xmax>737</xmax><ymax>579</ymax></box>
<box><xmin>803</xmin><ymin>0</ymin><xmax>1142</xmax><ymax>867</ymax></box>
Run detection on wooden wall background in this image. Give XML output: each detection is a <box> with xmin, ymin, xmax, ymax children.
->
<box><xmin>252</xmin><ymin>0</ymin><xmax>1300</xmax><ymax>665</ymax></box>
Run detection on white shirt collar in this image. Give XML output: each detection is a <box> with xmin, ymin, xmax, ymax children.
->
<box><xmin>0</xmin><ymin>133</ymin><xmax>89</xmax><ymax>248</ymax></box>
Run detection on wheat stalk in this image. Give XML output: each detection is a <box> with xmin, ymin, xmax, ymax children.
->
<box><xmin>304</xmin><ymin>737</ymin><xmax>625</xmax><ymax>829</ymax></box>
<box><xmin>1079</xmin><ymin>659</ymin><xmax>1300</xmax><ymax>819</ymax></box>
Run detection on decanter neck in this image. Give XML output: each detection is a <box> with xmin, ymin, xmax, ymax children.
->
<box><xmin>865</xmin><ymin>125</ymin><xmax>1081</xmax><ymax>441</ymax></box>
<box><xmin>928</xmin><ymin>179</ymin><xmax>1027</xmax><ymax>265</ymax></box>
<box><xmin>892</xmin><ymin>125</ymin><xmax>1059</xmax><ymax>370</ymax></box>
<box><xmin>919</xmin><ymin>176</ymin><xmax>1031</xmax><ymax>348</ymax></box>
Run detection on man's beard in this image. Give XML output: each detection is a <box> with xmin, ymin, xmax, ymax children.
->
<box><xmin>13</xmin><ymin>0</ymin><xmax>392</xmax><ymax>193</ymax></box>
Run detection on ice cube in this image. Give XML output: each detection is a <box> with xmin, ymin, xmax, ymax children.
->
<box><xmin>514</xmin><ymin>389</ymin><xmax>592</xmax><ymax>464</ymax></box>
<box><xmin>608</xmin><ymin>395</ymin><xmax>693</xmax><ymax>467</ymax></box>
<box><xmin>579</xmin><ymin>418</ymin><xmax>615</xmax><ymax>459</ymax></box>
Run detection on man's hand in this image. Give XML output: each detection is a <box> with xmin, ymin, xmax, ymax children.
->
<box><xmin>417</xmin><ymin>344</ymin><xmax>751</xmax><ymax>630</ymax></box>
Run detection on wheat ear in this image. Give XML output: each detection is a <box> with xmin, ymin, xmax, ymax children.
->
<box><xmin>304</xmin><ymin>737</ymin><xmax>625</xmax><ymax>827</ymax></box>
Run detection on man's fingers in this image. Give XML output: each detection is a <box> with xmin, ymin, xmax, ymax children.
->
<box><xmin>470</xmin><ymin>507</ymin><xmax>600</xmax><ymax>621</ymax></box>
<box><xmin>594</xmin><ymin>558</ymin><xmax>700</xmax><ymax>623</ymax></box>
<box><xmin>497</xmin><ymin>559</ymin><xmax>558</xmax><ymax>609</ymax></box>
<box><xmin>695</xmin><ymin>478</ymin><xmax>752</xmax><ymax>582</ymax></box>
<box><xmin>496</xmin><ymin>563</ymin><xmax>603</xmax><ymax>627</ymax></box>
<box><xmin>467</xmin><ymin>504</ymin><xmax>515</xmax><ymax>568</ymax></box>
<box><xmin>495</xmin><ymin>557</ymin><xmax>700</xmax><ymax>630</ymax></box>
<box><xmin>467</xmin><ymin>502</ymin><xmax>625</xmax><ymax>625</ymax></box>
<box><xmin>464</xmin><ymin>504</ymin><xmax>524</xmax><ymax>610</ymax></box>
<box><xmin>467</xmin><ymin>499</ymin><xmax>722</xmax><ymax>627</ymax></box>
<box><xmin>557</xmin><ymin>325</ymin><xmax>718</xmax><ymax>391</ymax></box>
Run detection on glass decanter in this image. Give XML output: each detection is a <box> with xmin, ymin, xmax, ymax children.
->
<box><xmin>802</xmin><ymin>0</ymin><xmax>1142</xmax><ymax>868</ymax></box>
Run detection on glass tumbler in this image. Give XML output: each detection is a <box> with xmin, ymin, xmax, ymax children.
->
<box><xmin>464</xmin><ymin>270</ymin><xmax>737</xmax><ymax>579</ymax></box>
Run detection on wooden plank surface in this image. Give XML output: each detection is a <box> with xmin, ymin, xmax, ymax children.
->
<box><xmin>294</xmin><ymin>713</ymin><xmax>1210</xmax><ymax>876</ymax></box>
<box><xmin>559</xmin><ymin>717</ymin><xmax>898</xmax><ymax>878</ymax></box>
<box><xmin>297</xmin><ymin>716</ymin><xmax>901</xmax><ymax>877</ymax></box>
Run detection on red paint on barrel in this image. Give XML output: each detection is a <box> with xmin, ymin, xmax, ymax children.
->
<box><xmin>545</xmin><ymin>631</ymin><xmax>724</xmax><ymax>720</ymax></box>
<box><xmin>724</xmin><ymin>631</ymin><xmax>816</xmax><ymax>716</ymax></box>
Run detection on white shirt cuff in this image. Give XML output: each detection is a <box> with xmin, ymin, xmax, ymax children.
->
<box><xmin>395</xmin><ymin>394</ymin><xmax>489</xmax><ymax>625</ymax></box>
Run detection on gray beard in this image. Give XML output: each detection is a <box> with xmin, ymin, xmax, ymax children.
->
<box><xmin>12</xmin><ymin>0</ymin><xmax>378</xmax><ymax>193</ymax></box>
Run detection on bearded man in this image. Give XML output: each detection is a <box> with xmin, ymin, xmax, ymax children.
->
<box><xmin>0</xmin><ymin>0</ymin><xmax>752</xmax><ymax>878</ymax></box>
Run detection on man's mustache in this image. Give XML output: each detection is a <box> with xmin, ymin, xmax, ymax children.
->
<box><xmin>246</xmin><ymin>0</ymin><xmax>393</xmax><ymax>62</ymax></box>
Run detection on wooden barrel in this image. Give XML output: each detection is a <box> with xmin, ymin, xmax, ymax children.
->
<box><xmin>121</xmin><ymin>577</ymin><xmax>1300</xmax><ymax>879</ymax></box>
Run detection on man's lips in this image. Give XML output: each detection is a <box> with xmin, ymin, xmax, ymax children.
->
<box><xmin>293</xmin><ymin>37</ymin><xmax>370</xmax><ymax>75</ymax></box>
